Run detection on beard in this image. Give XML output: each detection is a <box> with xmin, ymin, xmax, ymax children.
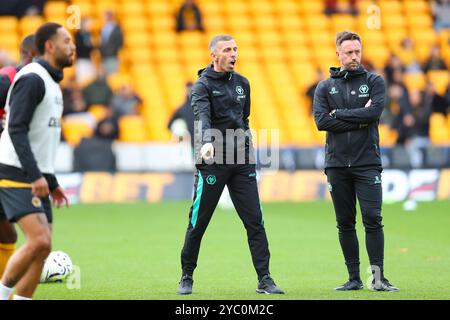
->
<box><xmin>55</xmin><ymin>53</ymin><xmax>74</xmax><ymax>69</ymax></box>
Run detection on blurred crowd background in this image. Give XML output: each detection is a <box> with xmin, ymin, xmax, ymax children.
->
<box><xmin>1</xmin><ymin>0</ymin><xmax>450</xmax><ymax>172</ymax></box>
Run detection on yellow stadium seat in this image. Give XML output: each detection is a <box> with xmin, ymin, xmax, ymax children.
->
<box><xmin>19</xmin><ymin>16</ymin><xmax>44</xmax><ymax>36</ymax></box>
<box><xmin>385</xmin><ymin>29</ymin><xmax>408</xmax><ymax>50</ymax></box>
<box><xmin>282</xmin><ymin>30</ymin><xmax>308</xmax><ymax>48</ymax></box>
<box><xmin>406</xmin><ymin>14</ymin><xmax>433</xmax><ymax>29</ymax></box>
<box><xmin>153</xmin><ymin>48</ymin><xmax>180</xmax><ymax>63</ymax></box>
<box><xmin>430</xmin><ymin>113</ymin><xmax>450</xmax><ymax>144</ymax></box>
<box><xmin>125</xmin><ymin>48</ymin><xmax>153</xmax><ymax>65</ymax></box>
<box><xmin>382</xmin><ymin>14</ymin><xmax>406</xmax><ymax>30</ymax></box>
<box><xmin>410</xmin><ymin>30</ymin><xmax>438</xmax><ymax>48</ymax></box>
<box><xmin>199</xmin><ymin>2</ymin><xmax>222</xmax><ymax>16</ymax></box>
<box><xmin>95</xmin><ymin>1</ymin><xmax>119</xmax><ymax>19</ymax></box>
<box><xmin>256</xmin><ymin>31</ymin><xmax>281</xmax><ymax>47</ymax></box>
<box><xmin>202</xmin><ymin>16</ymin><xmax>226</xmax><ymax>32</ymax></box>
<box><xmin>88</xmin><ymin>104</ymin><xmax>109</xmax><ymax>122</ymax></box>
<box><xmin>44</xmin><ymin>1</ymin><xmax>67</xmax><ymax>16</ymax></box>
<box><xmin>279</xmin><ymin>14</ymin><xmax>304</xmax><ymax>31</ymax></box>
<box><xmin>224</xmin><ymin>0</ymin><xmax>249</xmax><ymax>16</ymax></box>
<box><xmin>378</xmin><ymin>0</ymin><xmax>403</xmax><ymax>14</ymax></box>
<box><xmin>403</xmin><ymin>72</ymin><xmax>426</xmax><ymax>91</ymax></box>
<box><xmin>427</xmin><ymin>70</ymin><xmax>450</xmax><ymax>96</ymax></box>
<box><xmin>228</xmin><ymin>15</ymin><xmax>252</xmax><ymax>31</ymax></box>
<box><xmin>310</xmin><ymin>31</ymin><xmax>334</xmax><ymax>47</ymax></box>
<box><xmin>0</xmin><ymin>16</ymin><xmax>18</xmax><ymax>33</ymax></box>
<box><xmin>149</xmin><ymin>16</ymin><xmax>175</xmax><ymax>32</ymax></box>
<box><xmin>107</xmin><ymin>73</ymin><xmax>131</xmax><ymax>92</ymax></box>
<box><xmin>248</xmin><ymin>0</ymin><xmax>274</xmax><ymax>15</ymax></box>
<box><xmin>233</xmin><ymin>32</ymin><xmax>256</xmax><ymax>47</ymax></box>
<box><xmin>0</xmin><ymin>34</ymin><xmax>19</xmax><ymax>49</ymax></box>
<box><xmin>236</xmin><ymin>47</ymin><xmax>258</xmax><ymax>63</ymax></box>
<box><xmin>62</xmin><ymin>120</ymin><xmax>94</xmax><ymax>145</ymax></box>
<box><xmin>378</xmin><ymin>124</ymin><xmax>397</xmax><ymax>147</ymax></box>
<box><xmin>286</xmin><ymin>46</ymin><xmax>312</xmax><ymax>63</ymax></box>
<box><xmin>274</xmin><ymin>1</ymin><xmax>299</xmax><ymax>16</ymax></box>
<box><xmin>71</xmin><ymin>0</ymin><xmax>93</xmax><ymax>17</ymax></box>
<box><xmin>124</xmin><ymin>32</ymin><xmax>151</xmax><ymax>49</ymax></box>
<box><xmin>363</xmin><ymin>45</ymin><xmax>390</xmax><ymax>69</ymax></box>
<box><xmin>299</xmin><ymin>1</ymin><xmax>325</xmax><ymax>15</ymax></box>
<box><xmin>119</xmin><ymin>115</ymin><xmax>147</xmax><ymax>142</ymax></box>
<box><xmin>403</xmin><ymin>0</ymin><xmax>430</xmax><ymax>14</ymax></box>
<box><xmin>361</xmin><ymin>30</ymin><xmax>385</xmax><ymax>45</ymax></box>
<box><xmin>153</xmin><ymin>32</ymin><xmax>177</xmax><ymax>48</ymax></box>
<box><xmin>330</xmin><ymin>14</ymin><xmax>356</xmax><ymax>33</ymax></box>
<box><xmin>147</xmin><ymin>1</ymin><xmax>173</xmax><ymax>17</ymax></box>
<box><xmin>305</xmin><ymin>15</ymin><xmax>330</xmax><ymax>31</ymax></box>
<box><xmin>178</xmin><ymin>31</ymin><xmax>206</xmax><ymax>49</ymax></box>
<box><xmin>121</xmin><ymin>17</ymin><xmax>149</xmax><ymax>33</ymax></box>
<box><xmin>356</xmin><ymin>0</ymin><xmax>377</xmax><ymax>13</ymax></box>
<box><xmin>261</xmin><ymin>47</ymin><xmax>285</xmax><ymax>62</ymax></box>
<box><xmin>253</xmin><ymin>15</ymin><xmax>278</xmax><ymax>31</ymax></box>
<box><xmin>119</xmin><ymin>1</ymin><xmax>145</xmax><ymax>17</ymax></box>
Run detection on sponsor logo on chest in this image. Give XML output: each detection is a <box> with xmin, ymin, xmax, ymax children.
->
<box><xmin>358</xmin><ymin>84</ymin><xmax>369</xmax><ymax>98</ymax></box>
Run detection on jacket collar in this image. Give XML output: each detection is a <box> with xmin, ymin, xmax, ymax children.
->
<box><xmin>330</xmin><ymin>64</ymin><xmax>367</xmax><ymax>80</ymax></box>
<box><xmin>198</xmin><ymin>64</ymin><xmax>234</xmax><ymax>81</ymax></box>
<box><xmin>36</xmin><ymin>58</ymin><xmax>64</xmax><ymax>83</ymax></box>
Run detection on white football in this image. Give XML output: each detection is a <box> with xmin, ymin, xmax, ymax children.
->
<box><xmin>40</xmin><ymin>251</ymin><xmax>73</xmax><ymax>283</ymax></box>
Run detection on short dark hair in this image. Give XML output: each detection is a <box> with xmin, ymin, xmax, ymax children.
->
<box><xmin>20</xmin><ymin>34</ymin><xmax>36</xmax><ymax>52</ymax></box>
<box><xmin>336</xmin><ymin>31</ymin><xmax>361</xmax><ymax>47</ymax></box>
<box><xmin>208</xmin><ymin>34</ymin><xmax>234</xmax><ymax>52</ymax></box>
<box><xmin>35</xmin><ymin>22</ymin><xmax>62</xmax><ymax>55</ymax></box>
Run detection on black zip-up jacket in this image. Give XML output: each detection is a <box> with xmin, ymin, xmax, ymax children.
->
<box><xmin>191</xmin><ymin>64</ymin><xmax>253</xmax><ymax>164</ymax></box>
<box><xmin>313</xmin><ymin>65</ymin><xmax>386</xmax><ymax>168</ymax></box>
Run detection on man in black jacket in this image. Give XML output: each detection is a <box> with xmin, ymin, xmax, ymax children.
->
<box><xmin>177</xmin><ymin>34</ymin><xmax>283</xmax><ymax>295</ymax></box>
<box><xmin>313</xmin><ymin>31</ymin><xmax>399</xmax><ymax>292</ymax></box>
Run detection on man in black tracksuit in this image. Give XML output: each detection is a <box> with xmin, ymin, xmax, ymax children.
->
<box><xmin>177</xmin><ymin>34</ymin><xmax>284</xmax><ymax>295</ymax></box>
<box><xmin>313</xmin><ymin>31</ymin><xmax>399</xmax><ymax>292</ymax></box>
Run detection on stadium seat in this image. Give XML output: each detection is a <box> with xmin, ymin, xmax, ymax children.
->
<box><xmin>107</xmin><ymin>73</ymin><xmax>131</xmax><ymax>92</ymax></box>
<box><xmin>403</xmin><ymin>73</ymin><xmax>426</xmax><ymax>91</ymax></box>
<box><xmin>382</xmin><ymin>14</ymin><xmax>406</xmax><ymax>30</ymax></box>
<box><xmin>299</xmin><ymin>1</ymin><xmax>325</xmax><ymax>15</ymax></box>
<box><xmin>88</xmin><ymin>104</ymin><xmax>109</xmax><ymax>122</ymax></box>
<box><xmin>274</xmin><ymin>1</ymin><xmax>300</xmax><ymax>16</ymax></box>
<box><xmin>44</xmin><ymin>1</ymin><xmax>68</xmax><ymax>17</ymax></box>
<box><xmin>118</xmin><ymin>115</ymin><xmax>147</xmax><ymax>142</ymax></box>
<box><xmin>62</xmin><ymin>120</ymin><xmax>94</xmax><ymax>145</ymax></box>
<box><xmin>378</xmin><ymin>0</ymin><xmax>403</xmax><ymax>14</ymax></box>
<box><xmin>430</xmin><ymin>113</ymin><xmax>450</xmax><ymax>144</ymax></box>
<box><xmin>330</xmin><ymin>14</ymin><xmax>356</xmax><ymax>34</ymax></box>
<box><xmin>403</xmin><ymin>0</ymin><xmax>430</xmax><ymax>14</ymax></box>
<box><xmin>0</xmin><ymin>16</ymin><xmax>18</xmax><ymax>33</ymax></box>
<box><xmin>279</xmin><ymin>14</ymin><xmax>304</xmax><ymax>32</ymax></box>
<box><xmin>19</xmin><ymin>16</ymin><xmax>44</xmax><ymax>37</ymax></box>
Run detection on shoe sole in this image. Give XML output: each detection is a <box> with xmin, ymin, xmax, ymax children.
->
<box><xmin>256</xmin><ymin>289</ymin><xmax>284</xmax><ymax>294</ymax></box>
<box><xmin>371</xmin><ymin>286</ymin><xmax>400</xmax><ymax>292</ymax></box>
<box><xmin>335</xmin><ymin>285</ymin><xmax>363</xmax><ymax>291</ymax></box>
<box><xmin>177</xmin><ymin>291</ymin><xmax>192</xmax><ymax>295</ymax></box>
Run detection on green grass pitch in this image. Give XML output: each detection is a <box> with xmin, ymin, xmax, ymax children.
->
<box><xmin>31</xmin><ymin>200</ymin><xmax>450</xmax><ymax>300</ymax></box>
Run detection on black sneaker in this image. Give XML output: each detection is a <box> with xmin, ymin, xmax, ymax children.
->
<box><xmin>256</xmin><ymin>275</ymin><xmax>285</xmax><ymax>294</ymax></box>
<box><xmin>176</xmin><ymin>275</ymin><xmax>193</xmax><ymax>295</ymax></box>
<box><xmin>371</xmin><ymin>278</ymin><xmax>399</xmax><ymax>292</ymax></box>
<box><xmin>335</xmin><ymin>279</ymin><xmax>364</xmax><ymax>291</ymax></box>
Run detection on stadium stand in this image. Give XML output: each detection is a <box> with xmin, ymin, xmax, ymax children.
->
<box><xmin>0</xmin><ymin>0</ymin><xmax>449</xmax><ymax>168</ymax></box>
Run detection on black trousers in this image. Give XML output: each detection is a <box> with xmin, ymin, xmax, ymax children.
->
<box><xmin>180</xmin><ymin>163</ymin><xmax>270</xmax><ymax>280</ymax></box>
<box><xmin>325</xmin><ymin>166</ymin><xmax>384</xmax><ymax>280</ymax></box>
